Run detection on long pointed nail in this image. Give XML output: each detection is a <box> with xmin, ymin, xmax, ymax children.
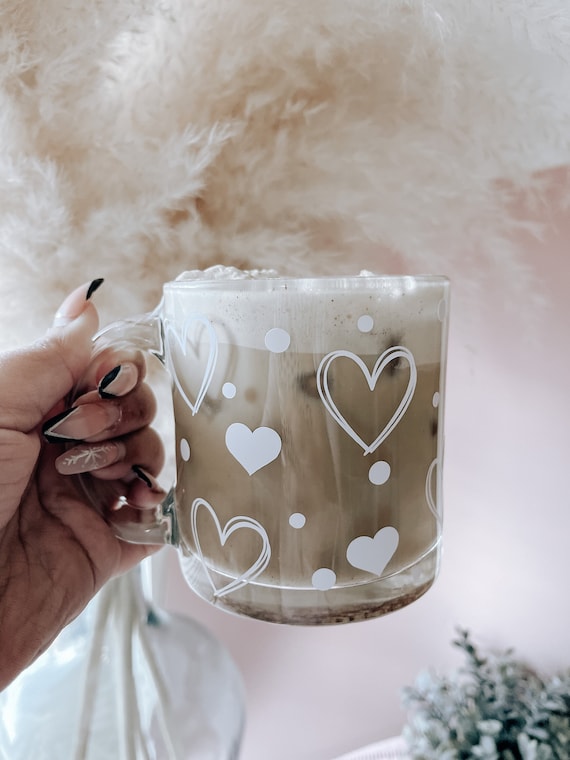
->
<box><xmin>55</xmin><ymin>442</ymin><xmax>125</xmax><ymax>474</ymax></box>
<box><xmin>53</xmin><ymin>279</ymin><xmax>104</xmax><ymax>328</ymax></box>
<box><xmin>43</xmin><ymin>403</ymin><xmax>121</xmax><ymax>443</ymax></box>
<box><xmin>98</xmin><ymin>363</ymin><xmax>138</xmax><ymax>399</ymax></box>
<box><xmin>86</xmin><ymin>278</ymin><xmax>104</xmax><ymax>300</ymax></box>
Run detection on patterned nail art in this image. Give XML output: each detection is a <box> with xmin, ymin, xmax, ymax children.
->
<box><xmin>42</xmin><ymin>408</ymin><xmax>79</xmax><ymax>443</ymax></box>
<box><xmin>52</xmin><ymin>279</ymin><xmax>105</xmax><ymax>328</ymax></box>
<box><xmin>98</xmin><ymin>363</ymin><xmax>138</xmax><ymax>399</ymax></box>
<box><xmin>56</xmin><ymin>442</ymin><xmax>124</xmax><ymax>474</ymax></box>
<box><xmin>43</xmin><ymin>403</ymin><xmax>121</xmax><ymax>443</ymax></box>
<box><xmin>132</xmin><ymin>465</ymin><xmax>153</xmax><ymax>487</ymax></box>
<box><xmin>131</xmin><ymin>465</ymin><xmax>165</xmax><ymax>495</ymax></box>
<box><xmin>86</xmin><ymin>278</ymin><xmax>104</xmax><ymax>300</ymax></box>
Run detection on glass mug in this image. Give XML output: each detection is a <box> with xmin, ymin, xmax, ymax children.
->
<box><xmin>78</xmin><ymin>272</ymin><xmax>450</xmax><ymax>625</ymax></box>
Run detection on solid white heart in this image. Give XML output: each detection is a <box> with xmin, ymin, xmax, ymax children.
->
<box><xmin>190</xmin><ymin>498</ymin><xmax>271</xmax><ymax>598</ymax></box>
<box><xmin>165</xmin><ymin>313</ymin><xmax>218</xmax><ymax>416</ymax></box>
<box><xmin>316</xmin><ymin>346</ymin><xmax>417</xmax><ymax>455</ymax></box>
<box><xmin>346</xmin><ymin>526</ymin><xmax>399</xmax><ymax>576</ymax></box>
<box><xmin>225</xmin><ymin>423</ymin><xmax>282</xmax><ymax>475</ymax></box>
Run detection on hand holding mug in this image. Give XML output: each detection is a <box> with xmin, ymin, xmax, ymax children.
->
<box><xmin>0</xmin><ymin>281</ymin><xmax>160</xmax><ymax>689</ymax></box>
<box><xmin>72</xmin><ymin>270</ymin><xmax>450</xmax><ymax>626</ymax></box>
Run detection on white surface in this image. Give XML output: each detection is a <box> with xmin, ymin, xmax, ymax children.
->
<box><xmin>333</xmin><ymin>736</ymin><xmax>409</xmax><ymax>760</ymax></box>
<box><xmin>156</xmin><ymin>172</ymin><xmax>570</xmax><ymax>760</ymax></box>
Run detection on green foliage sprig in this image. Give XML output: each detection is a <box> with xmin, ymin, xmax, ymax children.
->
<box><xmin>402</xmin><ymin>629</ymin><xmax>570</xmax><ymax>760</ymax></box>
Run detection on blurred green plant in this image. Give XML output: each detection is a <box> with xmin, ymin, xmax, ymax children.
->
<box><xmin>402</xmin><ymin>629</ymin><xmax>570</xmax><ymax>760</ymax></box>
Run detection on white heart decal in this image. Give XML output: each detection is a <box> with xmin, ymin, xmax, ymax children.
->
<box><xmin>226</xmin><ymin>423</ymin><xmax>282</xmax><ymax>475</ymax></box>
<box><xmin>165</xmin><ymin>313</ymin><xmax>218</xmax><ymax>416</ymax></box>
<box><xmin>316</xmin><ymin>346</ymin><xmax>417</xmax><ymax>455</ymax></box>
<box><xmin>347</xmin><ymin>526</ymin><xmax>399</xmax><ymax>576</ymax></box>
<box><xmin>190</xmin><ymin>498</ymin><xmax>271</xmax><ymax>598</ymax></box>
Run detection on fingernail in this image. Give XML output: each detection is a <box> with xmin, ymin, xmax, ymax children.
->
<box><xmin>98</xmin><ymin>363</ymin><xmax>138</xmax><ymax>399</ymax></box>
<box><xmin>86</xmin><ymin>278</ymin><xmax>104</xmax><ymax>300</ymax></box>
<box><xmin>43</xmin><ymin>403</ymin><xmax>121</xmax><ymax>443</ymax></box>
<box><xmin>52</xmin><ymin>278</ymin><xmax>104</xmax><ymax>328</ymax></box>
<box><xmin>131</xmin><ymin>465</ymin><xmax>164</xmax><ymax>494</ymax></box>
<box><xmin>129</xmin><ymin>465</ymin><xmax>167</xmax><ymax>507</ymax></box>
<box><xmin>55</xmin><ymin>442</ymin><xmax>125</xmax><ymax>474</ymax></box>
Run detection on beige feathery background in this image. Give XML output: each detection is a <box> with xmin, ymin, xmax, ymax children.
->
<box><xmin>0</xmin><ymin>0</ymin><xmax>569</xmax><ymax>344</ymax></box>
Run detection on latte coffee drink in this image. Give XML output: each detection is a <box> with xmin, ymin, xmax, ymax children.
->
<box><xmin>160</xmin><ymin>270</ymin><xmax>449</xmax><ymax>624</ymax></box>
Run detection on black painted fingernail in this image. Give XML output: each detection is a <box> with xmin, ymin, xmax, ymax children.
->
<box><xmin>132</xmin><ymin>465</ymin><xmax>153</xmax><ymax>488</ymax></box>
<box><xmin>98</xmin><ymin>365</ymin><xmax>121</xmax><ymax>399</ymax></box>
<box><xmin>42</xmin><ymin>408</ymin><xmax>78</xmax><ymax>443</ymax></box>
<box><xmin>86</xmin><ymin>278</ymin><xmax>104</xmax><ymax>300</ymax></box>
<box><xmin>53</xmin><ymin>279</ymin><xmax>105</xmax><ymax>328</ymax></box>
<box><xmin>131</xmin><ymin>465</ymin><xmax>165</xmax><ymax>496</ymax></box>
<box><xmin>43</xmin><ymin>403</ymin><xmax>120</xmax><ymax>443</ymax></box>
<box><xmin>98</xmin><ymin>363</ymin><xmax>138</xmax><ymax>399</ymax></box>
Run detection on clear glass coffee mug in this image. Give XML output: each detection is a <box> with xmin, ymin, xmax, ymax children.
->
<box><xmin>75</xmin><ymin>272</ymin><xmax>450</xmax><ymax>625</ymax></box>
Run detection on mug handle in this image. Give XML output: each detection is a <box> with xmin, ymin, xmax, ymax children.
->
<box><xmin>71</xmin><ymin>312</ymin><xmax>178</xmax><ymax>547</ymax></box>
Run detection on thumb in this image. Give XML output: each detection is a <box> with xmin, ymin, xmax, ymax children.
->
<box><xmin>0</xmin><ymin>280</ymin><xmax>103</xmax><ymax>433</ymax></box>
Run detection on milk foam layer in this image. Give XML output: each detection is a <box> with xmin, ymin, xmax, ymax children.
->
<box><xmin>164</xmin><ymin>270</ymin><xmax>448</xmax><ymax>363</ymax></box>
<box><xmin>175</xmin><ymin>265</ymin><xmax>280</xmax><ymax>281</ymax></box>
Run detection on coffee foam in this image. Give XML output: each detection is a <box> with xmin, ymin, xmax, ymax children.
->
<box><xmin>164</xmin><ymin>272</ymin><xmax>448</xmax><ymax>363</ymax></box>
<box><xmin>176</xmin><ymin>265</ymin><xmax>280</xmax><ymax>281</ymax></box>
<box><xmin>176</xmin><ymin>265</ymin><xmax>386</xmax><ymax>281</ymax></box>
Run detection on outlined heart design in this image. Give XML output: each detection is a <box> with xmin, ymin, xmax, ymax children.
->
<box><xmin>316</xmin><ymin>346</ymin><xmax>417</xmax><ymax>455</ymax></box>
<box><xmin>165</xmin><ymin>313</ymin><xmax>218</xmax><ymax>416</ymax></box>
<box><xmin>225</xmin><ymin>423</ymin><xmax>282</xmax><ymax>475</ymax></box>
<box><xmin>425</xmin><ymin>457</ymin><xmax>442</xmax><ymax>528</ymax></box>
<box><xmin>190</xmin><ymin>498</ymin><xmax>271</xmax><ymax>598</ymax></box>
<box><xmin>346</xmin><ymin>526</ymin><xmax>399</xmax><ymax>576</ymax></box>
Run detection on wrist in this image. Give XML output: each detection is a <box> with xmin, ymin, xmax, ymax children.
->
<box><xmin>0</xmin><ymin>563</ymin><xmax>78</xmax><ymax>690</ymax></box>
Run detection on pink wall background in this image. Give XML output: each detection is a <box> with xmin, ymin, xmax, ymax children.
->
<box><xmin>156</xmin><ymin>168</ymin><xmax>570</xmax><ymax>760</ymax></box>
